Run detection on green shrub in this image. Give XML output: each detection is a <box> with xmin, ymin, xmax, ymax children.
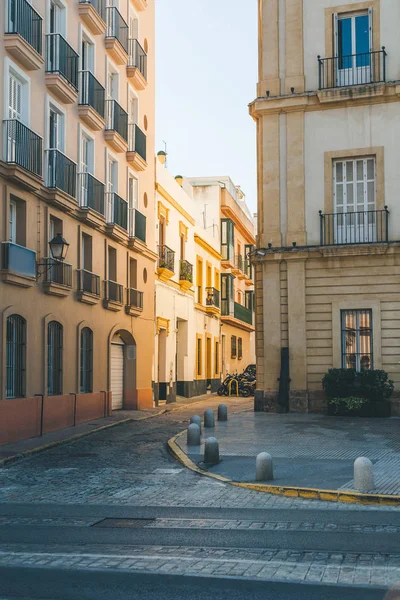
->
<box><xmin>329</xmin><ymin>396</ymin><xmax>368</xmax><ymax>414</ymax></box>
<box><xmin>322</xmin><ymin>368</ymin><xmax>394</xmax><ymax>403</ymax></box>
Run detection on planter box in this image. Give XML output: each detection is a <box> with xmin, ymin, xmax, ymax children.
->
<box><xmin>328</xmin><ymin>400</ymin><xmax>392</xmax><ymax>418</ymax></box>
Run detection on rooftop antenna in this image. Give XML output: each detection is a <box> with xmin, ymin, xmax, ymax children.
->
<box><xmin>162</xmin><ymin>140</ymin><xmax>168</xmax><ymax>168</ymax></box>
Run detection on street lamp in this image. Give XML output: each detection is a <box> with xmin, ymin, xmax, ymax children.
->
<box><xmin>49</xmin><ymin>233</ymin><xmax>69</xmax><ymax>262</ymax></box>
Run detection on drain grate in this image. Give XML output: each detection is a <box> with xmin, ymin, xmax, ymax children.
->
<box><xmin>93</xmin><ymin>518</ymin><xmax>156</xmax><ymax>529</ymax></box>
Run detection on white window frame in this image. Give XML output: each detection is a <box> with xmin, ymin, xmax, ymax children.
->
<box><xmin>106</xmin><ymin>58</ymin><xmax>119</xmax><ymax>100</ymax></box>
<box><xmin>9</xmin><ymin>199</ymin><xmax>17</xmax><ymax>243</ymax></box>
<box><xmin>3</xmin><ymin>58</ymin><xmax>30</xmax><ymax>125</ymax></box>
<box><xmin>45</xmin><ymin>95</ymin><xmax>66</xmax><ymax>152</ymax></box>
<box><xmin>340</xmin><ymin>309</ymin><xmax>373</xmax><ymax>371</ymax></box>
<box><xmin>79</xmin><ymin>25</ymin><xmax>96</xmax><ymax>73</ymax></box>
<box><xmin>127</xmin><ymin>170</ymin><xmax>138</xmax><ymax>237</ymax></box>
<box><xmin>79</xmin><ymin>126</ymin><xmax>95</xmax><ymax>174</ymax></box>
<box><xmin>47</xmin><ymin>0</ymin><xmax>67</xmax><ymax>36</ymax></box>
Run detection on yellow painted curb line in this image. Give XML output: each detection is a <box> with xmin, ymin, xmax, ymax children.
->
<box><xmin>168</xmin><ymin>430</ymin><xmax>400</xmax><ymax>507</ymax></box>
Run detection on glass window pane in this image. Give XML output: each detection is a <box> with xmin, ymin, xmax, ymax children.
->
<box><xmin>367</xmin><ymin>158</ymin><xmax>375</xmax><ymax>181</ymax></box>
<box><xmin>346</xmin><ymin>161</ymin><xmax>353</xmax><ymax>182</ymax></box>
<box><xmin>356</xmin><ymin>160</ymin><xmax>364</xmax><ymax>181</ymax></box>
<box><xmin>367</xmin><ymin>181</ymin><xmax>375</xmax><ymax>205</ymax></box>
<box><xmin>357</xmin><ymin>182</ymin><xmax>364</xmax><ymax>205</ymax></box>
<box><xmin>336</xmin><ymin>162</ymin><xmax>343</xmax><ymax>183</ymax></box>
<box><xmin>338</xmin><ymin>18</ymin><xmax>352</xmax><ymax>65</ymax></box>
<box><xmin>355</xmin><ymin>15</ymin><xmax>370</xmax><ymax>56</ymax></box>
<box><xmin>336</xmin><ymin>183</ymin><xmax>344</xmax><ymax>206</ymax></box>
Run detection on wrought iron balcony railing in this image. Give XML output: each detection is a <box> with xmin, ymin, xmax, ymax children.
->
<box><xmin>129</xmin><ymin>208</ymin><xmax>146</xmax><ymax>243</ymax></box>
<box><xmin>104</xmin><ymin>279</ymin><xmax>123</xmax><ymax>303</ymax></box>
<box><xmin>78</xmin><ymin>172</ymin><xmax>105</xmax><ymax>216</ymax></box>
<box><xmin>319</xmin><ymin>208</ymin><xmax>389</xmax><ymax>246</ymax></box>
<box><xmin>4</xmin><ymin>120</ymin><xmax>42</xmax><ymax>177</ymax></box>
<box><xmin>45</xmin><ymin>149</ymin><xmax>76</xmax><ymax>198</ymax></box>
<box><xmin>106</xmin><ymin>99</ymin><xmax>128</xmax><ymax>142</ymax></box>
<box><xmin>43</xmin><ymin>258</ymin><xmax>72</xmax><ymax>287</ymax></box>
<box><xmin>77</xmin><ymin>268</ymin><xmax>100</xmax><ymax>296</ymax></box>
<box><xmin>46</xmin><ymin>33</ymin><xmax>79</xmax><ymax>90</ymax></box>
<box><xmin>1</xmin><ymin>241</ymin><xmax>36</xmax><ymax>278</ymax></box>
<box><xmin>79</xmin><ymin>0</ymin><xmax>106</xmax><ymax>21</ymax></box>
<box><xmin>158</xmin><ymin>245</ymin><xmax>175</xmax><ymax>272</ymax></box>
<box><xmin>180</xmin><ymin>259</ymin><xmax>193</xmax><ymax>283</ymax></box>
<box><xmin>234</xmin><ymin>302</ymin><xmax>253</xmax><ymax>325</ymax></box>
<box><xmin>105</xmin><ymin>6</ymin><xmax>128</xmax><ymax>54</ymax></box>
<box><xmin>318</xmin><ymin>48</ymin><xmax>386</xmax><ymax>90</ymax></box>
<box><xmin>106</xmin><ymin>191</ymin><xmax>128</xmax><ymax>230</ymax></box>
<box><xmin>206</xmin><ymin>287</ymin><xmax>220</xmax><ymax>308</ymax></box>
<box><xmin>128</xmin><ymin>123</ymin><xmax>147</xmax><ymax>161</ymax></box>
<box><xmin>126</xmin><ymin>287</ymin><xmax>143</xmax><ymax>310</ymax></box>
<box><xmin>235</xmin><ymin>254</ymin><xmax>243</xmax><ymax>272</ymax></box>
<box><xmin>79</xmin><ymin>71</ymin><xmax>105</xmax><ymax>119</ymax></box>
<box><xmin>128</xmin><ymin>39</ymin><xmax>147</xmax><ymax>79</ymax></box>
<box><xmin>6</xmin><ymin>0</ymin><xmax>42</xmax><ymax>55</ymax></box>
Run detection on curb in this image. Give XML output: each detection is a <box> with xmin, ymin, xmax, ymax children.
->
<box><xmin>168</xmin><ymin>430</ymin><xmax>400</xmax><ymax>507</ymax></box>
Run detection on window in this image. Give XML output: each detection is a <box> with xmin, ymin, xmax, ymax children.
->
<box><xmin>128</xmin><ymin>174</ymin><xmax>138</xmax><ymax>236</ymax></box>
<box><xmin>9</xmin><ymin>200</ymin><xmax>16</xmax><ymax>243</ymax></box>
<box><xmin>238</xmin><ymin>337</ymin><xmax>243</xmax><ymax>360</ymax></box>
<box><xmin>336</xmin><ymin>11</ymin><xmax>371</xmax><ymax>84</ymax></box>
<box><xmin>81</xmin><ymin>133</ymin><xmax>94</xmax><ymax>174</ymax></box>
<box><xmin>107</xmin><ymin>70</ymin><xmax>118</xmax><ymax>100</ymax></box>
<box><xmin>341</xmin><ymin>309</ymin><xmax>373</xmax><ymax>371</ymax></box>
<box><xmin>237</xmin><ymin>290</ymin><xmax>242</xmax><ymax>305</ymax></box>
<box><xmin>49</xmin><ymin>0</ymin><xmax>66</xmax><ymax>36</ymax></box>
<box><xmin>82</xmin><ymin>233</ymin><xmax>92</xmax><ymax>271</ymax></box>
<box><xmin>80</xmin><ymin>327</ymin><xmax>93</xmax><ymax>393</ymax></box>
<box><xmin>9</xmin><ymin>197</ymin><xmax>26</xmax><ymax>246</ymax></box>
<box><xmin>245</xmin><ymin>290</ymin><xmax>254</xmax><ymax>312</ymax></box>
<box><xmin>48</xmin><ymin>105</ymin><xmax>65</xmax><ymax>151</ymax></box>
<box><xmin>6</xmin><ymin>315</ymin><xmax>26</xmax><ymax>398</ymax></box>
<box><xmin>106</xmin><ymin>157</ymin><xmax>118</xmax><ymax>221</ymax></box>
<box><xmin>81</xmin><ymin>34</ymin><xmax>95</xmax><ymax>73</ymax></box>
<box><xmin>221</xmin><ymin>273</ymin><xmax>234</xmax><ymax>315</ymax></box>
<box><xmin>197</xmin><ymin>337</ymin><xmax>202</xmax><ymax>377</ymax></box>
<box><xmin>108</xmin><ymin>246</ymin><xmax>117</xmax><ymax>281</ymax></box>
<box><xmin>129</xmin><ymin>257</ymin><xmax>137</xmax><ymax>288</ymax></box>
<box><xmin>221</xmin><ymin>218</ymin><xmax>234</xmax><ymax>261</ymax></box>
<box><xmin>49</xmin><ymin>215</ymin><xmax>62</xmax><ymax>241</ymax></box>
<box><xmin>196</xmin><ymin>257</ymin><xmax>203</xmax><ymax>304</ymax></box>
<box><xmin>48</xmin><ymin>321</ymin><xmax>63</xmax><ymax>396</ymax></box>
<box><xmin>215</xmin><ymin>341</ymin><xmax>219</xmax><ymax>376</ymax></box>
<box><xmin>231</xmin><ymin>336</ymin><xmax>237</xmax><ymax>359</ymax></box>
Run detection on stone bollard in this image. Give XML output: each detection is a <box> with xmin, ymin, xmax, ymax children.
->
<box><xmin>256</xmin><ymin>452</ymin><xmax>274</xmax><ymax>482</ymax></box>
<box><xmin>204</xmin><ymin>437</ymin><xmax>219</xmax><ymax>465</ymax></box>
<box><xmin>218</xmin><ymin>404</ymin><xmax>228</xmax><ymax>422</ymax></box>
<box><xmin>187</xmin><ymin>423</ymin><xmax>201</xmax><ymax>446</ymax></box>
<box><xmin>190</xmin><ymin>415</ymin><xmax>202</xmax><ymax>433</ymax></box>
<box><xmin>204</xmin><ymin>409</ymin><xmax>215</xmax><ymax>428</ymax></box>
<box><xmin>354</xmin><ymin>457</ymin><xmax>374</xmax><ymax>492</ymax></box>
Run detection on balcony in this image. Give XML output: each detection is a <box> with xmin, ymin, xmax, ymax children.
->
<box><xmin>43</xmin><ymin>258</ymin><xmax>72</xmax><ymax>296</ymax></box>
<box><xmin>77</xmin><ymin>268</ymin><xmax>101</xmax><ymax>305</ymax></box>
<box><xmin>78</xmin><ymin>0</ymin><xmax>106</xmax><ymax>35</ymax></box>
<box><xmin>105</xmin><ymin>6</ymin><xmax>128</xmax><ymax>65</ymax></box>
<box><xmin>77</xmin><ymin>172</ymin><xmax>105</xmax><ymax>226</ymax></box>
<box><xmin>205</xmin><ymin>287</ymin><xmax>220</xmax><ymax>315</ymax></box>
<box><xmin>221</xmin><ymin>299</ymin><xmax>254</xmax><ymax>331</ymax></box>
<box><xmin>3</xmin><ymin>120</ymin><xmax>42</xmax><ymax>187</ymax></box>
<box><xmin>221</xmin><ymin>243</ymin><xmax>235</xmax><ymax>269</ymax></box>
<box><xmin>127</xmin><ymin>123</ymin><xmax>147</xmax><ymax>170</ymax></box>
<box><xmin>157</xmin><ymin>245</ymin><xmax>175</xmax><ymax>282</ymax></box>
<box><xmin>105</xmin><ymin>99</ymin><xmax>128</xmax><ymax>152</ymax></box>
<box><xmin>127</xmin><ymin>39</ymin><xmax>147</xmax><ymax>90</ymax></box>
<box><xmin>103</xmin><ymin>279</ymin><xmax>123</xmax><ymax>311</ymax></box>
<box><xmin>125</xmin><ymin>287</ymin><xmax>144</xmax><ymax>316</ymax></box>
<box><xmin>78</xmin><ymin>71</ymin><xmax>106</xmax><ymax>130</ymax></box>
<box><xmin>233</xmin><ymin>254</ymin><xmax>245</xmax><ymax>278</ymax></box>
<box><xmin>179</xmin><ymin>259</ymin><xmax>193</xmax><ymax>292</ymax></box>
<box><xmin>5</xmin><ymin>0</ymin><xmax>43</xmax><ymax>70</ymax></box>
<box><xmin>244</xmin><ymin>259</ymin><xmax>253</xmax><ymax>284</ymax></box>
<box><xmin>317</xmin><ymin>48</ymin><xmax>387</xmax><ymax>102</ymax></box>
<box><xmin>129</xmin><ymin>208</ymin><xmax>146</xmax><ymax>244</ymax></box>
<box><xmin>234</xmin><ymin>302</ymin><xmax>253</xmax><ymax>325</ymax></box>
<box><xmin>105</xmin><ymin>192</ymin><xmax>128</xmax><ymax>241</ymax></box>
<box><xmin>0</xmin><ymin>241</ymin><xmax>36</xmax><ymax>287</ymax></box>
<box><xmin>45</xmin><ymin>149</ymin><xmax>77</xmax><ymax>209</ymax></box>
<box><xmin>319</xmin><ymin>209</ymin><xmax>389</xmax><ymax>246</ymax></box>
<box><xmin>45</xmin><ymin>33</ymin><xmax>79</xmax><ymax>103</ymax></box>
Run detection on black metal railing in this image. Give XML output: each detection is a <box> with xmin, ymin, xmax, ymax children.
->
<box><xmin>104</xmin><ymin>279</ymin><xmax>123</xmax><ymax>303</ymax></box>
<box><xmin>44</xmin><ymin>258</ymin><xmax>72</xmax><ymax>287</ymax></box>
<box><xmin>46</xmin><ymin>149</ymin><xmax>77</xmax><ymax>198</ymax></box>
<box><xmin>128</xmin><ymin>39</ymin><xmax>147</xmax><ymax>79</ymax></box>
<box><xmin>4</xmin><ymin>120</ymin><xmax>42</xmax><ymax>177</ymax></box>
<box><xmin>105</xmin><ymin>6</ymin><xmax>128</xmax><ymax>54</ymax></box>
<box><xmin>206</xmin><ymin>287</ymin><xmax>220</xmax><ymax>308</ymax></box>
<box><xmin>318</xmin><ymin>48</ymin><xmax>386</xmax><ymax>90</ymax></box>
<box><xmin>79</xmin><ymin>0</ymin><xmax>106</xmax><ymax>21</ymax></box>
<box><xmin>180</xmin><ymin>259</ymin><xmax>193</xmax><ymax>283</ymax></box>
<box><xmin>2</xmin><ymin>241</ymin><xmax>36</xmax><ymax>278</ymax></box>
<box><xmin>106</xmin><ymin>99</ymin><xmax>128</xmax><ymax>142</ymax></box>
<box><xmin>319</xmin><ymin>208</ymin><xmax>389</xmax><ymax>246</ymax></box>
<box><xmin>46</xmin><ymin>33</ymin><xmax>79</xmax><ymax>90</ymax></box>
<box><xmin>78</xmin><ymin>172</ymin><xmax>105</xmax><ymax>216</ymax></box>
<box><xmin>158</xmin><ymin>245</ymin><xmax>175</xmax><ymax>272</ymax></box>
<box><xmin>78</xmin><ymin>269</ymin><xmax>100</xmax><ymax>296</ymax></box>
<box><xmin>6</xmin><ymin>0</ymin><xmax>42</xmax><ymax>55</ymax></box>
<box><xmin>79</xmin><ymin>71</ymin><xmax>105</xmax><ymax>119</ymax></box>
<box><xmin>128</xmin><ymin>123</ymin><xmax>147</xmax><ymax>161</ymax></box>
<box><xmin>235</xmin><ymin>254</ymin><xmax>243</xmax><ymax>272</ymax></box>
<box><xmin>126</xmin><ymin>287</ymin><xmax>143</xmax><ymax>310</ymax></box>
<box><xmin>234</xmin><ymin>302</ymin><xmax>253</xmax><ymax>325</ymax></box>
<box><xmin>129</xmin><ymin>208</ymin><xmax>146</xmax><ymax>243</ymax></box>
<box><xmin>106</xmin><ymin>192</ymin><xmax>128</xmax><ymax>230</ymax></box>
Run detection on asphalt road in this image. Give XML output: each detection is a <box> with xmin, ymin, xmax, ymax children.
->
<box><xmin>0</xmin><ymin>567</ymin><xmax>390</xmax><ymax>600</ymax></box>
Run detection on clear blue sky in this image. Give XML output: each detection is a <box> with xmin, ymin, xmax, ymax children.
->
<box><xmin>155</xmin><ymin>0</ymin><xmax>258</xmax><ymax>213</ymax></box>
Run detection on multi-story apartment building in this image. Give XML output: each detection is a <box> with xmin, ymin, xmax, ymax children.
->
<box><xmin>251</xmin><ymin>0</ymin><xmax>400</xmax><ymax>414</ymax></box>
<box><xmin>154</xmin><ymin>155</ymin><xmax>221</xmax><ymax>402</ymax></box>
<box><xmin>189</xmin><ymin>177</ymin><xmax>256</xmax><ymax>377</ymax></box>
<box><xmin>0</xmin><ymin>0</ymin><xmax>155</xmax><ymax>445</ymax></box>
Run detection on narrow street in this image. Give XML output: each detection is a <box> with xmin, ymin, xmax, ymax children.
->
<box><xmin>0</xmin><ymin>397</ymin><xmax>399</xmax><ymax>598</ymax></box>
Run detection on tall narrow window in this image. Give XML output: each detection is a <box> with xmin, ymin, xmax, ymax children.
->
<box><xmin>196</xmin><ymin>257</ymin><xmax>203</xmax><ymax>304</ymax></box>
<box><xmin>221</xmin><ymin>219</ymin><xmax>235</xmax><ymax>261</ymax></box>
<box><xmin>128</xmin><ymin>175</ymin><xmax>138</xmax><ymax>236</ymax></box>
<box><xmin>336</xmin><ymin>11</ymin><xmax>371</xmax><ymax>85</ymax></box>
<box><xmin>341</xmin><ymin>309</ymin><xmax>373</xmax><ymax>371</ymax></box>
<box><xmin>48</xmin><ymin>320</ymin><xmax>63</xmax><ymax>396</ymax></box>
<box><xmin>9</xmin><ymin>200</ymin><xmax>16</xmax><ymax>243</ymax></box>
<box><xmin>238</xmin><ymin>337</ymin><xmax>243</xmax><ymax>360</ymax></box>
<box><xmin>197</xmin><ymin>337</ymin><xmax>202</xmax><ymax>377</ymax></box>
<box><xmin>6</xmin><ymin>315</ymin><xmax>26</xmax><ymax>398</ymax></box>
<box><xmin>80</xmin><ymin>327</ymin><xmax>93</xmax><ymax>393</ymax></box>
<box><xmin>215</xmin><ymin>341</ymin><xmax>219</xmax><ymax>376</ymax></box>
<box><xmin>221</xmin><ymin>274</ymin><xmax>234</xmax><ymax>316</ymax></box>
<box><xmin>231</xmin><ymin>335</ymin><xmax>237</xmax><ymax>359</ymax></box>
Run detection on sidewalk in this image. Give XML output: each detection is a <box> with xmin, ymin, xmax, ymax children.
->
<box><xmin>0</xmin><ymin>393</ymin><xmax>217</xmax><ymax>465</ymax></box>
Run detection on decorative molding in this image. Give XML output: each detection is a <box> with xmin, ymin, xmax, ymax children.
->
<box><xmin>194</xmin><ymin>234</ymin><xmax>222</xmax><ymax>260</ymax></box>
<box><xmin>179</xmin><ymin>221</ymin><xmax>188</xmax><ymax>241</ymax></box>
<box><xmin>157</xmin><ymin>200</ymin><xmax>170</xmax><ymax>225</ymax></box>
<box><xmin>156</xmin><ymin>317</ymin><xmax>170</xmax><ymax>336</ymax></box>
<box><xmin>156</xmin><ymin>183</ymin><xmax>195</xmax><ymax>225</ymax></box>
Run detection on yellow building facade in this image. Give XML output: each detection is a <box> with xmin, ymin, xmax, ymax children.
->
<box><xmin>251</xmin><ymin>0</ymin><xmax>400</xmax><ymax>415</ymax></box>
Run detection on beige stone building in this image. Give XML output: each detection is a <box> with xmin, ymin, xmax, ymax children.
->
<box><xmin>0</xmin><ymin>0</ymin><xmax>155</xmax><ymax>445</ymax></box>
<box><xmin>251</xmin><ymin>0</ymin><xmax>400</xmax><ymax>413</ymax></box>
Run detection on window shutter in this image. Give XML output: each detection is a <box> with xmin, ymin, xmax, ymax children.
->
<box><xmin>333</xmin><ymin>13</ymin><xmax>338</xmax><ymax>56</ymax></box>
<box><xmin>8</xmin><ymin>74</ymin><xmax>22</xmax><ymax>120</ymax></box>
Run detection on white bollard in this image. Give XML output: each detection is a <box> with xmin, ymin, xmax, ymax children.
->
<box><xmin>256</xmin><ymin>452</ymin><xmax>274</xmax><ymax>482</ymax></box>
<box><xmin>354</xmin><ymin>457</ymin><xmax>374</xmax><ymax>492</ymax></box>
<box><xmin>204</xmin><ymin>409</ymin><xmax>215</xmax><ymax>428</ymax></box>
<box><xmin>187</xmin><ymin>423</ymin><xmax>201</xmax><ymax>446</ymax></box>
<box><xmin>190</xmin><ymin>415</ymin><xmax>202</xmax><ymax>433</ymax></box>
<box><xmin>204</xmin><ymin>437</ymin><xmax>219</xmax><ymax>464</ymax></box>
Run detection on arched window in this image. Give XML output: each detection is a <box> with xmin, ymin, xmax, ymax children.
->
<box><xmin>6</xmin><ymin>314</ymin><xmax>26</xmax><ymax>398</ymax></box>
<box><xmin>80</xmin><ymin>327</ymin><xmax>93</xmax><ymax>393</ymax></box>
<box><xmin>48</xmin><ymin>321</ymin><xmax>63</xmax><ymax>396</ymax></box>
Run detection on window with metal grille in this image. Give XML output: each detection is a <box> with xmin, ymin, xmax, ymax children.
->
<box><xmin>6</xmin><ymin>314</ymin><xmax>26</xmax><ymax>398</ymax></box>
<box><xmin>197</xmin><ymin>337</ymin><xmax>202</xmax><ymax>377</ymax></box>
<box><xmin>48</xmin><ymin>320</ymin><xmax>63</xmax><ymax>396</ymax></box>
<box><xmin>80</xmin><ymin>327</ymin><xmax>93</xmax><ymax>393</ymax></box>
<box><xmin>231</xmin><ymin>335</ymin><xmax>237</xmax><ymax>359</ymax></box>
<box><xmin>238</xmin><ymin>337</ymin><xmax>243</xmax><ymax>360</ymax></box>
<box><xmin>341</xmin><ymin>309</ymin><xmax>373</xmax><ymax>371</ymax></box>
